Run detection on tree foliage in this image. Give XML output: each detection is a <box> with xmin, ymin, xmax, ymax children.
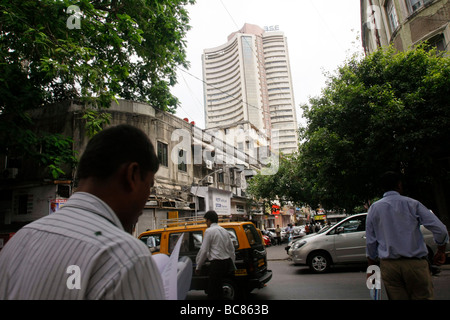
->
<box><xmin>0</xmin><ymin>0</ymin><xmax>195</xmax><ymax>178</ymax></box>
<box><xmin>248</xmin><ymin>46</ymin><xmax>450</xmax><ymax>216</ymax></box>
<box><xmin>246</xmin><ymin>153</ymin><xmax>306</xmax><ymax>208</ymax></box>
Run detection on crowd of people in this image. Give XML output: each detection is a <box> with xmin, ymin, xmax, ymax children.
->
<box><xmin>268</xmin><ymin>221</ymin><xmax>326</xmax><ymax>245</ymax></box>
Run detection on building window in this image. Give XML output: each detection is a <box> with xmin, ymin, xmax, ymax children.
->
<box><xmin>229</xmin><ymin>168</ymin><xmax>235</xmax><ymax>185</ymax></box>
<box><xmin>406</xmin><ymin>0</ymin><xmax>433</xmax><ymax>14</ymax></box>
<box><xmin>157</xmin><ymin>141</ymin><xmax>168</xmax><ymax>167</ymax></box>
<box><xmin>426</xmin><ymin>34</ymin><xmax>446</xmax><ymax>53</ymax></box>
<box><xmin>386</xmin><ymin>0</ymin><xmax>399</xmax><ymax>32</ymax></box>
<box><xmin>14</xmin><ymin>194</ymin><xmax>32</xmax><ymax>215</ymax></box>
<box><xmin>178</xmin><ymin>149</ymin><xmax>187</xmax><ymax>172</ymax></box>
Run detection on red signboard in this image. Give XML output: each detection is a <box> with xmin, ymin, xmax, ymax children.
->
<box><xmin>271</xmin><ymin>205</ymin><xmax>280</xmax><ymax>215</ymax></box>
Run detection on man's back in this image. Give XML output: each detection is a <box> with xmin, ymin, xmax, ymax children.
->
<box><xmin>204</xmin><ymin>223</ymin><xmax>234</xmax><ymax>260</ymax></box>
<box><xmin>366</xmin><ymin>191</ymin><xmax>448</xmax><ymax>260</ymax></box>
<box><xmin>0</xmin><ymin>193</ymin><xmax>164</xmax><ymax>300</ymax></box>
<box><xmin>366</xmin><ymin>172</ymin><xmax>449</xmax><ymax>300</ymax></box>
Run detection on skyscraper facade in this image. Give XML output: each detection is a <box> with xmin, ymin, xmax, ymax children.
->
<box><xmin>202</xmin><ymin>23</ymin><xmax>298</xmax><ymax>155</ymax></box>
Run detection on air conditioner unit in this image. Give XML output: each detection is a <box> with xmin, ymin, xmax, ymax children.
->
<box><xmin>2</xmin><ymin>168</ymin><xmax>18</xmax><ymax>179</ymax></box>
<box><xmin>207</xmin><ymin>176</ymin><xmax>214</xmax><ymax>184</ymax></box>
<box><xmin>205</xmin><ymin>160</ymin><xmax>213</xmax><ymax>170</ymax></box>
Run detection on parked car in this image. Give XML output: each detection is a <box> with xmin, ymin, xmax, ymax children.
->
<box><xmin>139</xmin><ymin>220</ymin><xmax>272</xmax><ymax>299</ymax></box>
<box><xmin>288</xmin><ymin>213</ymin><xmax>448</xmax><ymax>273</ymax></box>
<box><xmin>285</xmin><ymin>225</ymin><xmax>331</xmax><ymax>254</ymax></box>
<box><xmin>291</xmin><ymin>226</ymin><xmax>306</xmax><ymax>241</ymax></box>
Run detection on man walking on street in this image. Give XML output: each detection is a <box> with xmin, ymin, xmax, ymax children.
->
<box><xmin>366</xmin><ymin>171</ymin><xmax>448</xmax><ymax>300</ymax></box>
<box><xmin>195</xmin><ymin>210</ymin><xmax>236</xmax><ymax>299</ymax></box>
<box><xmin>275</xmin><ymin>225</ymin><xmax>282</xmax><ymax>245</ymax></box>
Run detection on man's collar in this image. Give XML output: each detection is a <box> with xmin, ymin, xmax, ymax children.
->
<box><xmin>383</xmin><ymin>191</ymin><xmax>400</xmax><ymax>197</ymax></box>
<box><xmin>64</xmin><ymin>192</ymin><xmax>124</xmax><ymax>230</ymax></box>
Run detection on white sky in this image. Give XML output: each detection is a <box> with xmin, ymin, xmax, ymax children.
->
<box><xmin>171</xmin><ymin>0</ymin><xmax>364</xmax><ymax>129</ymax></box>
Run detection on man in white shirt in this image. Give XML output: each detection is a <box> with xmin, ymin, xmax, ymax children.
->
<box><xmin>196</xmin><ymin>210</ymin><xmax>235</xmax><ymax>299</ymax></box>
<box><xmin>0</xmin><ymin>124</ymin><xmax>165</xmax><ymax>299</ymax></box>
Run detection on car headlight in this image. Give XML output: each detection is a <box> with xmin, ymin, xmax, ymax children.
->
<box><xmin>292</xmin><ymin>240</ymin><xmax>306</xmax><ymax>250</ymax></box>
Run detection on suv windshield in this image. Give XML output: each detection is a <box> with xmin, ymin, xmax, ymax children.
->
<box><xmin>243</xmin><ymin>224</ymin><xmax>262</xmax><ymax>246</ymax></box>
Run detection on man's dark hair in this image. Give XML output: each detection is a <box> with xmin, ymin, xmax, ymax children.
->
<box><xmin>204</xmin><ymin>210</ymin><xmax>218</xmax><ymax>223</ymax></box>
<box><xmin>76</xmin><ymin>124</ymin><xmax>159</xmax><ymax>180</ymax></box>
<box><xmin>380</xmin><ymin>171</ymin><xmax>402</xmax><ymax>192</ymax></box>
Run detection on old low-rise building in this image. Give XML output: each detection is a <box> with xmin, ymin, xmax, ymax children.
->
<box><xmin>361</xmin><ymin>0</ymin><xmax>450</xmax><ymax>54</ymax></box>
<box><xmin>0</xmin><ymin>99</ymin><xmax>269</xmax><ymax>241</ymax></box>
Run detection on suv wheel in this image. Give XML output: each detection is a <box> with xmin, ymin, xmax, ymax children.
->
<box><xmin>308</xmin><ymin>252</ymin><xmax>331</xmax><ymax>273</ymax></box>
<box><xmin>222</xmin><ymin>279</ymin><xmax>239</xmax><ymax>300</ymax></box>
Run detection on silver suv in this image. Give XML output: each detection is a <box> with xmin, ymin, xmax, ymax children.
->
<box><xmin>288</xmin><ymin>213</ymin><xmax>444</xmax><ymax>273</ymax></box>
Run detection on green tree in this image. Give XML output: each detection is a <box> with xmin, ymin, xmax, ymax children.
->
<box><xmin>0</xmin><ymin>0</ymin><xmax>195</xmax><ymax>178</ymax></box>
<box><xmin>249</xmin><ymin>46</ymin><xmax>450</xmax><ymax>224</ymax></box>
<box><xmin>247</xmin><ymin>153</ymin><xmax>306</xmax><ymax>208</ymax></box>
<box><xmin>300</xmin><ymin>46</ymin><xmax>450</xmax><ymax>221</ymax></box>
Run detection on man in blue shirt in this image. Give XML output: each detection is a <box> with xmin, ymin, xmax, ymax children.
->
<box><xmin>366</xmin><ymin>171</ymin><xmax>448</xmax><ymax>300</ymax></box>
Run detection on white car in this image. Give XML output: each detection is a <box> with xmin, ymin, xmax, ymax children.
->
<box><xmin>292</xmin><ymin>226</ymin><xmax>306</xmax><ymax>237</ymax></box>
<box><xmin>288</xmin><ymin>213</ymin><xmax>446</xmax><ymax>273</ymax></box>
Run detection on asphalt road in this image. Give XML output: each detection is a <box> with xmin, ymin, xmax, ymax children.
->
<box><xmin>186</xmin><ymin>243</ymin><xmax>450</xmax><ymax>300</ymax></box>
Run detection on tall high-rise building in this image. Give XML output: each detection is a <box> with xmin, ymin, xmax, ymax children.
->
<box><xmin>202</xmin><ymin>23</ymin><xmax>299</xmax><ymax>156</ymax></box>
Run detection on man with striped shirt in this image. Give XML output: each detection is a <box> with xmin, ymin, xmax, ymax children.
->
<box><xmin>0</xmin><ymin>124</ymin><xmax>165</xmax><ymax>299</ymax></box>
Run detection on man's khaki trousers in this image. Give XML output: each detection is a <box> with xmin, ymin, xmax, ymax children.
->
<box><xmin>380</xmin><ymin>258</ymin><xmax>433</xmax><ymax>300</ymax></box>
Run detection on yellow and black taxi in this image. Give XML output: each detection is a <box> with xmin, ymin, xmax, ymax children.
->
<box><xmin>138</xmin><ymin>218</ymin><xmax>272</xmax><ymax>299</ymax></box>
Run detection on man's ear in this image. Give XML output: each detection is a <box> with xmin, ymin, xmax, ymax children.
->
<box><xmin>123</xmin><ymin>162</ymin><xmax>140</xmax><ymax>192</ymax></box>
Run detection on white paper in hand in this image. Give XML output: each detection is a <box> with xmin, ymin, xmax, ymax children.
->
<box><xmin>152</xmin><ymin>253</ymin><xmax>170</xmax><ymax>274</ymax></box>
<box><xmin>160</xmin><ymin>233</ymin><xmax>184</xmax><ymax>300</ymax></box>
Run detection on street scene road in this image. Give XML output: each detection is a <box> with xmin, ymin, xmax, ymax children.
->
<box><xmin>1</xmin><ymin>1</ymin><xmax>449</xmax><ymax>307</ymax></box>
<box><xmin>187</xmin><ymin>244</ymin><xmax>450</xmax><ymax>300</ymax></box>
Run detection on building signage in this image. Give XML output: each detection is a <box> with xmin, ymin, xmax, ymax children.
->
<box><xmin>214</xmin><ymin>195</ymin><xmax>230</xmax><ymax>215</ymax></box>
<box><xmin>49</xmin><ymin>199</ymin><xmax>67</xmax><ymax>214</ymax></box>
<box><xmin>271</xmin><ymin>204</ymin><xmax>280</xmax><ymax>215</ymax></box>
<box><xmin>264</xmin><ymin>25</ymin><xmax>279</xmax><ymax>32</ymax></box>
<box><xmin>314</xmin><ymin>214</ymin><xmax>326</xmax><ymax>221</ymax></box>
